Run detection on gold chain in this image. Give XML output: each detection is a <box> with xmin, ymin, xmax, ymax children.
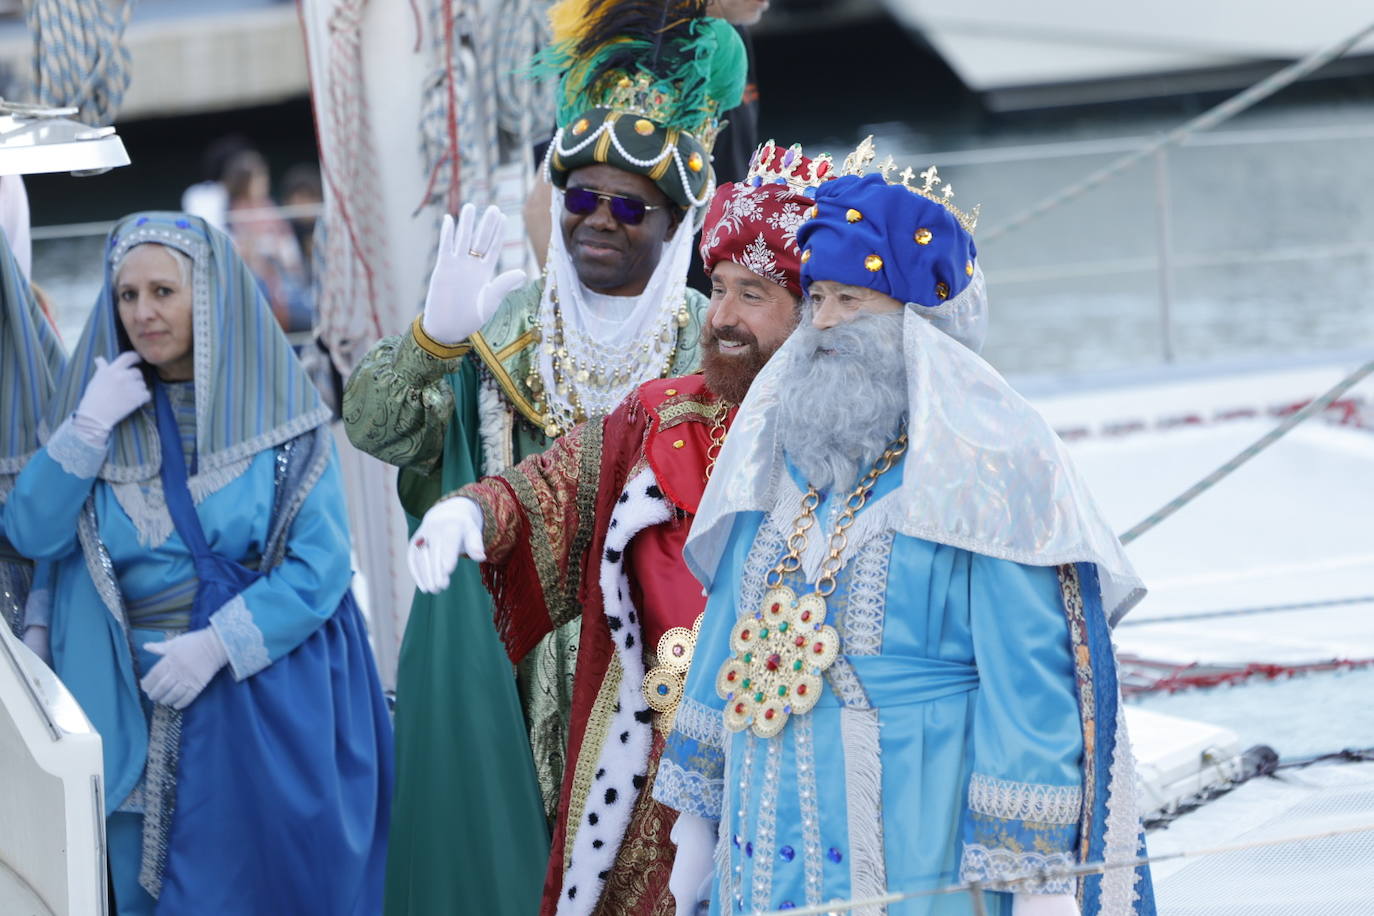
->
<box><xmin>764</xmin><ymin>432</ymin><xmax>909</xmax><ymax>596</ymax></box>
<box><xmin>703</xmin><ymin>400</ymin><xmax>733</xmax><ymax>483</ymax></box>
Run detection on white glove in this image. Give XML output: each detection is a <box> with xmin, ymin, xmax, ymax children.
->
<box><xmin>21</xmin><ymin>625</ymin><xmax>51</xmax><ymax>666</ymax></box>
<box><xmin>407</xmin><ymin>496</ymin><xmax>486</xmax><ymax>594</ymax></box>
<box><xmin>419</xmin><ymin>204</ymin><xmax>527</xmax><ymax>346</ymax></box>
<box><xmin>140</xmin><ymin>628</ymin><xmax>230</xmax><ymax>710</ymax></box>
<box><xmin>74</xmin><ymin>351</ymin><xmax>151</xmax><ymax>443</ymax></box>
<box><xmin>669</xmin><ymin>812</ymin><xmax>717</xmax><ymax>916</ymax></box>
<box><xmin>1012</xmin><ymin>892</ymin><xmax>1081</xmax><ymax>916</ymax></box>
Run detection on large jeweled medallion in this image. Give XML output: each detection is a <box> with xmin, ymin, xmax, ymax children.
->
<box><xmin>716</xmin><ymin>585</ymin><xmax>839</xmax><ymax>738</ymax></box>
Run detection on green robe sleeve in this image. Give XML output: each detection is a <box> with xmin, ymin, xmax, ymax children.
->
<box><xmin>341</xmin><ymin>331</ymin><xmax>463</xmax><ymax>479</ymax></box>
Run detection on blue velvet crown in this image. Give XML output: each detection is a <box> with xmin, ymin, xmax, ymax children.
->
<box><xmin>796</xmin><ymin>141</ymin><xmax>978</xmax><ymax>309</ymax></box>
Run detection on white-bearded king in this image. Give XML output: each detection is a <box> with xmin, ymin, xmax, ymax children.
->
<box><xmin>654</xmin><ymin>138</ymin><xmax>1159</xmax><ymax>916</ymax></box>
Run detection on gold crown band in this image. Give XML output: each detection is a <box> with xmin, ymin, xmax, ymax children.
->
<box><xmin>840</xmin><ymin>135</ymin><xmax>980</xmax><ymax>234</ymax></box>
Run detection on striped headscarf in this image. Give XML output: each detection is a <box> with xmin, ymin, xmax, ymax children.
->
<box><xmin>0</xmin><ymin>226</ymin><xmax>64</xmax><ymax>485</ymax></box>
<box><xmin>45</xmin><ymin>212</ymin><xmax>329</xmax><ymax>486</ymax></box>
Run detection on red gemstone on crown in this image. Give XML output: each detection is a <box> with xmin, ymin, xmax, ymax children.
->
<box><xmin>813</xmin><ymin>643</ymin><xmax>824</xmax><ymax>654</ymax></box>
<box><xmin>735</xmin><ymin>703</ymin><xmax>745</xmax><ymax>714</ymax></box>
<box><xmin>771</xmin><ymin>602</ymin><xmax>780</xmax><ymax>614</ymax></box>
<box><xmin>797</xmin><ymin>684</ymin><xmax>807</xmax><ymax>695</ymax></box>
<box><xmin>727</xmin><ymin>671</ymin><xmax>737</xmax><ymax>682</ymax></box>
<box><xmin>794</xmin><ymin>635</ymin><xmax>805</xmax><ymax>647</ymax></box>
<box><xmin>765</xmin><ymin>653</ymin><xmax>782</xmax><ymax>672</ymax></box>
<box><xmin>741</xmin><ymin>629</ymin><xmax>751</xmax><ymax>641</ymax></box>
<box><xmin>764</xmin><ymin>709</ymin><xmax>775</xmax><ymax>720</ymax></box>
<box><xmin>800</xmin><ymin>610</ymin><xmax>811</xmax><ymax>622</ymax></box>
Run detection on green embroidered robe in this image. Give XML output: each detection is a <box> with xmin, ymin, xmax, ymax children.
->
<box><xmin>343</xmin><ymin>278</ymin><xmax>705</xmax><ymax>916</ymax></box>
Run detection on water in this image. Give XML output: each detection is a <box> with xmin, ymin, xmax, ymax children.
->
<box><xmin>1133</xmin><ymin>668</ymin><xmax>1374</xmax><ymax>761</ymax></box>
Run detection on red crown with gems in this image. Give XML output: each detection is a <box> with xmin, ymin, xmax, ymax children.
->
<box><xmin>744</xmin><ymin>140</ymin><xmax>835</xmax><ymax>196</ymax></box>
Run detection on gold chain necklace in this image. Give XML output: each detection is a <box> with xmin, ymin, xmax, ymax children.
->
<box><xmin>716</xmin><ymin>432</ymin><xmax>909</xmax><ymax>738</ymax></box>
<box><xmin>703</xmin><ymin>399</ymin><xmax>733</xmax><ymax>483</ymax></box>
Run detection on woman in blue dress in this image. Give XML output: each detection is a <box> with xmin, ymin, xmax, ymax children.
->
<box><xmin>6</xmin><ymin>212</ymin><xmax>392</xmax><ymax>916</ymax></box>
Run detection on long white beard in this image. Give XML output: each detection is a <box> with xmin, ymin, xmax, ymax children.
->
<box><xmin>776</xmin><ymin>309</ymin><xmax>908</xmax><ymax>493</ymax></box>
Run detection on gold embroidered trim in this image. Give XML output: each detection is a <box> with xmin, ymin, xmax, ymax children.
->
<box><xmin>559</xmin><ymin>419</ymin><xmax>606</xmax><ymax>629</ymax></box>
<box><xmin>507</xmin><ymin>470</ymin><xmax>565</xmax><ymax>623</ymax></box>
<box><xmin>495</xmin><ymin>329</ymin><xmax>538</xmax><ymax>363</ymax></box>
<box><xmin>657</xmin><ymin>398</ymin><xmax>720</xmax><ymax>428</ymax></box>
<box><xmin>564</xmin><ymin>654</ymin><xmax>624</xmax><ymax>868</ymax></box>
<box><xmin>1057</xmin><ymin>562</ymin><xmax>1098</xmax><ymax>872</ymax></box>
<box><xmin>410</xmin><ymin>315</ymin><xmax>471</xmax><ymax>359</ymax></box>
<box><xmin>469</xmin><ymin>329</ymin><xmax>544</xmax><ymax>427</ymax></box>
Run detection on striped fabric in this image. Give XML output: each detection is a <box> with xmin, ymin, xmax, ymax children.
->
<box><xmin>165</xmin><ymin>380</ymin><xmax>197</xmax><ymax>473</ymax></box>
<box><xmin>0</xmin><ymin>225</ymin><xmax>65</xmax><ymax>481</ymax></box>
<box><xmin>45</xmin><ymin>212</ymin><xmax>329</xmax><ymax>486</ymax></box>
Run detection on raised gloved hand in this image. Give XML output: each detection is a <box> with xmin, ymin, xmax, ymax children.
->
<box><xmin>407</xmin><ymin>496</ymin><xmax>486</xmax><ymax>594</ymax></box>
<box><xmin>140</xmin><ymin>628</ymin><xmax>229</xmax><ymax>710</ymax></box>
<box><xmin>21</xmin><ymin>625</ymin><xmax>51</xmax><ymax>666</ymax></box>
<box><xmin>1012</xmin><ymin>892</ymin><xmax>1081</xmax><ymax>916</ymax></box>
<box><xmin>669</xmin><ymin>812</ymin><xmax>717</xmax><ymax>916</ymax></box>
<box><xmin>73</xmin><ymin>351</ymin><xmax>151</xmax><ymax>445</ymax></box>
<box><xmin>419</xmin><ymin>204</ymin><xmax>527</xmax><ymax>346</ymax></box>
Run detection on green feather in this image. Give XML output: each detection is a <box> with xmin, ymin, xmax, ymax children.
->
<box><xmin>529</xmin><ymin>13</ymin><xmax>746</xmax><ymax>139</ymax></box>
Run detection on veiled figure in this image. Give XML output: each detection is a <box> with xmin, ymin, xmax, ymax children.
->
<box><xmin>6</xmin><ymin>212</ymin><xmax>392</xmax><ymax>916</ymax></box>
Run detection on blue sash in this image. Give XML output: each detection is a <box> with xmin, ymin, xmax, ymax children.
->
<box><xmin>152</xmin><ymin>383</ymin><xmax>391</xmax><ymax>915</ymax></box>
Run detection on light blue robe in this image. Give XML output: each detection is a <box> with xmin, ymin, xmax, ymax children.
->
<box><xmin>5</xmin><ymin>419</ymin><xmax>357</xmax><ymax>913</ymax></box>
<box><xmin>656</xmin><ymin>456</ymin><xmax>1086</xmax><ymax>915</ymax></box>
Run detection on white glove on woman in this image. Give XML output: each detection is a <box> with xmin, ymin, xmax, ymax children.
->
<box><xmin>21</xmin><ymin>625</ymin><xmax>51</xmax><ymax>666</ymax></box>
<box><xmin>73</xmin><ymin>351</ymin><xmax>151</xmax><ymax>446</ymax></box>
<box><xmin>407</xmin><ymin>496</ymin><xmax>486</xmax><ymax>594</ymax></box>
<box><xmin>1012</xmin><ymin>892</ymin><xmax>1081</xmax><ymax>916</ymax></box>
<box><xmin>669</xmin><ymin>812</ymin><xmax>717</xmax><ymax>916</ymax></box>
<box><xmin>419</xmin><ymin>203</ymin><xmax>527</xmax><ymax>346</ymax></box>
<box><xmin>140</xmin><ymin>628</ymin><xmax>229</xmax><ymax>709</ymax></box>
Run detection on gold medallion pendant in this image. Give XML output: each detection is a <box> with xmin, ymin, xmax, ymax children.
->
<box><xmin>716</xmin><ymin>585</ymin><xmax>839</xmax><ymax>738</ymax></box>
<box><xmin>712</xmin><ymin>430</ymin><xmax>908</xmax><ymax>739</ymax></box>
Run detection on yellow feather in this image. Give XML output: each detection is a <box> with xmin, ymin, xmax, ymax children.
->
<box><xmin>547</xmin><ymin>0</ymin><xmax>600</xmax><ymax>46</ymax></box>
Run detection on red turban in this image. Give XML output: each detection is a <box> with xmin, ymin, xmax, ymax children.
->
<box><xmin>699</xmin><ymin>142</ymin><xmax>833</xmax><ymax>298</ymax></box>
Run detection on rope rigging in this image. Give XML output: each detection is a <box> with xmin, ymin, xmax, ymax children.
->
<box><xmin>1118</xmin><ymin>356</ymin><xmax>1374</xmax><ymax>545</ymax></box>
<box><xmin>25</xmin><ymin>0</ymin><xmax>134</xmax><ymax>126</ymax></box>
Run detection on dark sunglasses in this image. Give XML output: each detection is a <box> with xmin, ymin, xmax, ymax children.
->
<box><xmin>561</xmin><ymin>187</ymin><xmax>663</xmax><ymax>226</ymax></box>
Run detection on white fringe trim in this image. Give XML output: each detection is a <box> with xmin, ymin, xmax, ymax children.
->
<box><xmin>841</xmin><ymin>706</ymin><xmax>887</xmax><ymax>916</ymax></box>
<box><xmin>1100</xmin><ymin>690</ymin><xmax>1144</xmax><ymax>914</ymax></box>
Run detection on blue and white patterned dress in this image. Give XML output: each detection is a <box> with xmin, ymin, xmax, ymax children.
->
<box><xmin>655</xmin><ymin>457</ymin><xmax>1089</xmax><ymax>915</ymax></box>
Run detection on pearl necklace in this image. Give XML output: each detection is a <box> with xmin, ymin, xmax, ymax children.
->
<box><xmin>527</xmin><ymin>275</ymin><xmax>692</xmax><ymax>437</ymax></box>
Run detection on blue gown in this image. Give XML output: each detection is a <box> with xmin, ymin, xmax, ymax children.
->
<box><xmin>6</xmin><ymin>416</ymin><xmax>391</xmax><ymax>915</ymax></box>
<box><xmin>656</xmin><ymin>457</ymin><xmax>1087</xmax><ymax>915</ymax></box>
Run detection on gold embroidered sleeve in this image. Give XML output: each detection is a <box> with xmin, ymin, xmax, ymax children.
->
<box><xmin>497</xmin><ymin>418</ymin><xmax>605</xmax><ymax>629</ymax></box>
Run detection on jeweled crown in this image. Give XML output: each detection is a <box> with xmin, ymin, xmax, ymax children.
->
<box><xmin>744</xmin><ymin>140</ymin><xmax>835</xmax><ymax>194</ymax></box>
<box><xmin>840</xmin><ymin>135</ymin><xmax>980</xmax><ymax>234</ymax></box>
<box><xmin>595</xmin><ymin>71</ymin><xmax>723</xmax><ymax>150</ymax></box>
